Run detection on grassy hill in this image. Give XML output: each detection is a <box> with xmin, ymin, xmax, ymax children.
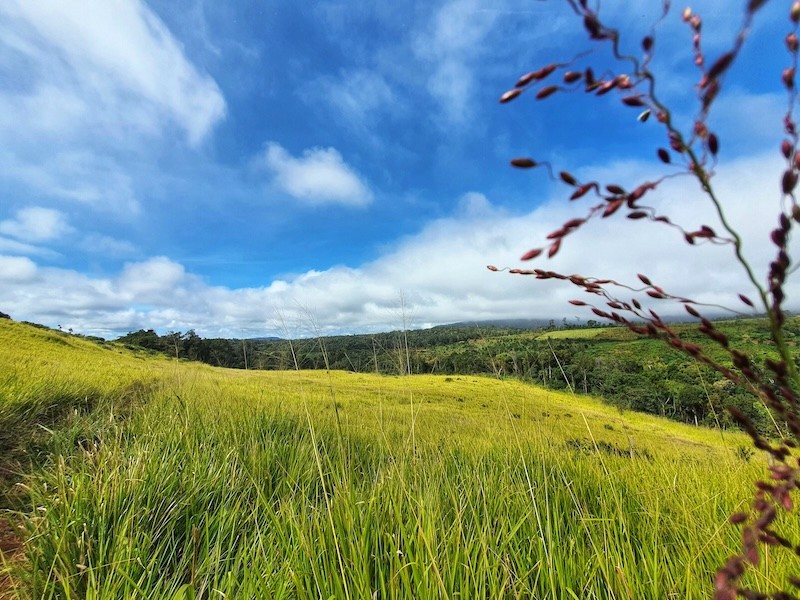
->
<box><xmin>0</xmin><ymin>318</ymin><xmax>795</xmax><ymax>598</ymax></box>
<box><xmin>116</xmin><ymin>316</ymin><xmax>800</xmax><ymax>432</ymax></box>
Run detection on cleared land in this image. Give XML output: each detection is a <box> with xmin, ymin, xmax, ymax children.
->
<box><xmin>0</xmin><ymin>319</ymin><xmax>794</xmax><ymax>599</ymax></box>
<box><xmin>535</xmin><ymin>327</ymin><xmax>614</xmax><ymax>340</ymax></box>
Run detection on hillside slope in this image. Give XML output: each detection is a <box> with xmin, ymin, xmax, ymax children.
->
<box><xmin>0</xmin><ymin>318</ymin><xmax>791</xmax><ymax>599</ymax></box>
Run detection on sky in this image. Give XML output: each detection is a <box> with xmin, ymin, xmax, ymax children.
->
<box><xmin>0</xmin><ymin>0</ymin><xmax>797</xmax><ymax>338</ymax></box>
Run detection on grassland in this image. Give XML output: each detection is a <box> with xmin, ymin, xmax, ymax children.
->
<box><xmin>534</xmin><ymin>327</ymin><xmax>614</xmax><ymax>340</ymax></box>
<box><xmin>0</xmin><ymin>318</ymin><xmax>796</xmax><ymax>599</ymax></box>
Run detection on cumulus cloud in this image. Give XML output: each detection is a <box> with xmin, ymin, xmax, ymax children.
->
<box><xmin>261</xmin><ymin>143</ymin><xmax>373</xmax><ymax>207</ymax></box>
<box><xmin>0</xmin><ymin>206</ymin><xmax>70</xmax><ymax>242</ymax></box>
<box><xmin>0</xmin><ymin>152</ymin><xmax>792</xmax><ymax>339</ymax></box>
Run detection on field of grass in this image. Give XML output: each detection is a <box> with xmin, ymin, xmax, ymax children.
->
<box><xmin>535</xmin><ymin>327</ymin><xmax>616</xmax><ymax>341</ymax></box>
<box><xmin>0</xmin><ymin>318</ymin><xmax>796</xmax><ymax>599</ymax></box>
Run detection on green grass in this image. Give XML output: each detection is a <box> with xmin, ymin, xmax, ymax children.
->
<box><xmin>1</xmin><ymin>319</ymin><xmax>796</xmax><ymax>599</ymax></box>
<box><xmin>535</xmin><ymin>327</ymin><xmax>616</xmax><ymax>340</ymax></box>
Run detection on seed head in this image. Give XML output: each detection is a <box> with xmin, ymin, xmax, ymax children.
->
<box><xmin>738</xmin><ymin>294</ymin><xmax>755</xmax><ymax>307</ymax></box>
<box><xmin>563</xmin><ymin>218</ymin><xmax>585</xmax><ymax>229</ymax></box>
<box><xmin>570</xmin><ymin>183</ymin><xmax>594</xmax><ymax>200</ymax></box>
<box><xmin>560</xmin><ymin>171</ymin><xmax>577</xmax><ymax>186</ymax></box>
<box><xmin>622</xmin><ymin>95</ymin><xmax>646</xmax><ymax>107</ymax></box>
<box><xmin>520</xmin><ymin>248</ymin><xmax>543</xmax><ymax>261</ymax></box>
<box><xmin>606</xmin><ymin>184</ymin><xmax>626</xmax><ymax>195</ymax></box>
<box><xmin>615</xmin><ymin>74</ymin><xmax>632</xmax><ymax>89</ymax></box>
<box><xmin>583</xmin><ymin>13</ymin><xmax>603</xmax><ymax>39</ymax></box>
<box><xmin>783</xmin><ymin>67</ymin><xmax>796</xmax><ymax>89</ymax></box>
<box><xmin>536</xmin><ymin>85</ymin><xmax>559</xmax><ymax>100</ymax></box>
<box><xmin>782</xmin><ymin>169</ymin><xmax>798</xmax><ymax>194</ymax></box>
<box><xmin>510</xmin><ymin>158</ymin><xmax>537</xmax><ymax>168</ymax></box>
<box><xmin>516</xmin><ymin>64</ymin><xmax>557</xmax><ymax>87</ymax></box>
<box><xmin>499</xmin><ymin>88</ymin><xmax>523</xmax><ymax>103</ymax></box>
<box><xmin>694</xmin><ymin>121</ymin><xmax>709</xmax><ymax>138</ymax></box>
<box><xmin>708</xmin><ymin>133</ymin><xmax>719</xmax><ymax>155</ymax></box>
<box><xmin>729</xmin><ymin>512</ymin><xmax>748</xmax><ymax>525</ymax></box>
<box><xmin>602</xmin><ymin>199</ymin><xmax>624</xmax><ymax>217</ymax></box>
<box><xmin>595</xmin><ymin>80</ymin><xmax>617</xmax><ymax>96</ymax></box>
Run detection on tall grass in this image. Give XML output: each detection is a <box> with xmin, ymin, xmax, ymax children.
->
<box><xmin>2</xmin><ymin>320</ymin><xmax>797</xmax><ymax>598</ymax></box>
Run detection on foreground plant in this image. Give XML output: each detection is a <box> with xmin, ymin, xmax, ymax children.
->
<box><xmin>493</xmin><ymin>1</ymin><xmax>800</xmax><ymax>597</ymax></box>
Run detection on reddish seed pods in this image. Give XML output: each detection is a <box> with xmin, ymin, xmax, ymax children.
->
<box><xmin>520</xmin><ymin>248</ymin><xmax>543</xmax><ymax>261</ymax></box>
<box><xmin>536</xmin><ymin>85</ymin><xmax>559</xmax><ymax>99</ymax></box>
<box><xmin>510</xmin><ymin>158</ymin><xmax>537</xmax><ymax>168</ymax></box>
<box><xmin>560</xmin><ymin>171</ymin><xmax>577</xmax><ymax>186</ymax></box>
<box><xmin>499</xmin><ymin>88</ymin><xmax>523</xmax><ymax>103</ymax></box>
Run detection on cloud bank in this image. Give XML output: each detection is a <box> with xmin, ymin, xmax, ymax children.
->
<box><xmin>0</xmin><ymin>153</ymin><xmax>792</xmax><ymax>339</ymax></box>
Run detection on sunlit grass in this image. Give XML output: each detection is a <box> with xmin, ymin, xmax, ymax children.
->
<box><xmin>535</xmin><ymin>327</ymin><xmax>614</xmax><ymax>340</ymax></box>
<box><xmin>1</xmin><ymin>319</ymin><xmax>795</xmax><ymax>599</ymax></box>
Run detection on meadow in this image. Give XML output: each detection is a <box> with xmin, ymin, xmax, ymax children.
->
<box><xmin>0</xmin><ymin>318</ymin><xmax>796</xmax><ymax>599</ymax></box>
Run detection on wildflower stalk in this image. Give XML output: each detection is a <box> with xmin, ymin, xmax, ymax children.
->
<box><xmin>495</xmin><ymin>2</ymin><xmax>800</xmax><ymax>597</ymax></box>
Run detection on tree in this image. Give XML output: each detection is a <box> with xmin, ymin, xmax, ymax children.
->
<box><xmin>492</xmin><ymin>2</ymin><xmax>800</xmax><ymax>598</ymax></box>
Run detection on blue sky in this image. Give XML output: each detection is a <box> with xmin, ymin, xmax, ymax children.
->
<box><xmin>0</xmin><ymin>0</ymin><xmax>796</xmax><ymax>338</ymax></box>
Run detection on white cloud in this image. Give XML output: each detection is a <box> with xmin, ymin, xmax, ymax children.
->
<box><xmin>118</xmin><ymin>257</ymin><xmax>191</xmax><ymax>299</ymax></box>
<box><xmin>0</xmin><ymin>255</ymin><xmax>37</xmax><ymax>282</ymax></box>
<box><xmin>412</xmin><ymin>0</ymin><xmax>499</xmax><ymax>125</ymax></box>
<box><xmin>0</xmin><ymin>237</ymin><xmax>59</xmax><ymax>259</ymax></box>
<box><xmin>0</xmin><ymin>152</ymin><xmax>140</xmax><ymax>214</ymax></box>
<box><xmin>0</xmin><ymin>206</ymin><xmax>70</xmax><ymax>242</ymax></box>
<box><xmin>0</xmin><ymin>0</ymin><xmax>226</xmax><ymax>221</ymax></box>
<box><xmin>0</xmin><ymin>0</ymin><xmax>225</xmax><ymax>146</ymax></box>
<box><xmin>0</xmin><ymin>152</ymin><xmax>793</xmax><ymax>338</ymax></box>
<box><xmin>80</xmin><ymin>234</ymin><xmax>137</xmax><ymax>258</ymax></box>
<box><xmin>315</xmin><ymin>70</ymin><xmax>398</xmax><ymax>126</ymax></box>
<box><xmin>261</xmin><ymin>143</ymin><xmax>373</xmax><ymax>207</ymax></box>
